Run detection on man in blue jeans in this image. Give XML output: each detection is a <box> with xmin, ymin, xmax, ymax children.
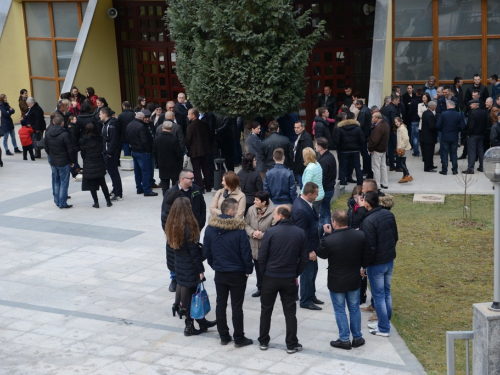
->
<box><xmin>292</xmin><ymin>182</ymin><xmax>323</xmax><ymax>310</ymax></box>
<box><xmin>360</xmin><ymin>191</ymin><xmax>398</xmax><ymax>337</ymax></box>
<box><xmin>319</xmin><ymin>209</ymin><xmax>369</xmax><ymax>350</ymax></box>
<box><xmin>44</xmin><ymin>115</ymin><xmax>75</xmax><ymax>209</ymax></box>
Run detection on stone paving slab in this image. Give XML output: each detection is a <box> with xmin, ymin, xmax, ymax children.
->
<box><xmin>0</xmin><ymin>136</ymin><xmax>429</xmax><ymax>374</ymax></box>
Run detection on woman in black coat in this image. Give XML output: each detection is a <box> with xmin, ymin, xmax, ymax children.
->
<box><xmin>237</xmin><ymin>153</ymin><xmax>264</xmax><ymax>215</ymax></box>
<box><xmin>165</xmin><ymin>197</ymin><xmax>216</xmax><ymax>336</ymax></box>
<box><xmin>77</xmin><ymin>102</ymin><xmax>99</xmax><ymax>139</ymax></box>
<box><xmin>79</xmin><ymin>123</ymin><xmax>112</xmax><ymax>208</ymax></box>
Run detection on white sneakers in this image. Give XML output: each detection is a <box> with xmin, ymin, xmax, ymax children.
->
<box><xmin>74</xmin><ymin>174</ymin><xmax>83</xmax><ymax>181</ymax></box>
<box><xmin>367</xmin><ymin>323</ymin><xmax>390</xmax><ymax>337</ymax></box>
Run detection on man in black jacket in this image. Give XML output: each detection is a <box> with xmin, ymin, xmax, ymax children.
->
<box><xmin>420</xmin><ymin>101</ymin><xmax>438</xmax><ymax>172</ymax></box>
<box><xmin>464</xmin><ymin>74</ymin><xmax>490</xmax><ymax>105</ymax></box>
<box><xmin>292</xmin><ymin>120</ymin><xmax>313</xmax><ymax>188</ymax></box>
<box><xmin>464</xmin><ymin>99</ymin><xmax>488</xmax><ymax>174</ymax></box>
<box><xmin>318</xmin><ymin>209</ymin><xmax>369</xmax><ymax>350</ymax></box>
<box><xmin>360</xmin><ymin>191</ymin><xmax>398</xmax><ymax>338</ymax></box>
<box><xmin>381</xmin><ymin>94</ymin><xmax>402</xmax><ymax>171</ymax></box>
<box><xmin>451</xmin><ymin>77</ymin><xmax>466</xmax><ymax>113</ymax></box>
<box><xmin>126</xmin><ymin>112</ymin><xmax>157</xmax><ymax>197</ymax></box>
<box><xmin>161</xmin><ymin>169</ymin><xmax>207</xmax><ymax>292</ymax></box>
<box><xmin>258</xmin><ymin>204</ymin><xmax>309</xmax><ymax>353</ymax></box>
<box><xmin>314</xmin><ymin>107</ymin><xmax>334</xmax><ymax>150</ymax></box>
<box><xmin>117</xmin><ymin>101</ymin><xmax>135</xmax><ymax>156</ymax></box>
<box><xmin>316</xmin><ymin>86</ymin><xmax>338</xmax><ymax>118</ymax></box>
<box><xmin>204</xmin><ymin>198</ymin><xmax>254</xmax><ymax>348</ymax></box>
<box><xmin>335</xmin><ymin>113</ymin><xmax>365</xmax><ymax>186</ymax></box>
<box><xmin>260</xmin><ymin>120</ymin><xmax>293</xmax><ymax>170</ymax></box>
<box><xmin>316</xmin><ymin>137</ymin><xmax>337</xmax><ymax>226</ymax></box>
<box><xmin>26</xmin><ymin>97</ymin><xmax>46</xmax><ymax>158</ymax></box>
<box><xmin>153</xmin><ymin>121</ymin><xmax>184</xmax><ymax>196</ymax></box>
<box><xmin>174</xmin><ymin>92</ymin><xmax>192</xmax><ymax>135</ymax></box>
<box><xmin>355</xmin><ymin>100</ymin><xmax>372</xmax><ymax>175</ymax></box>
<box><xmin>45</xmin><ymin>115</ymin><xmax>75</xmax><ymax>209</ymax></box>
<box><xmin>100</xmin><ymin>107</ymin><xmax>123</xmax><ymax>200</ymax></box>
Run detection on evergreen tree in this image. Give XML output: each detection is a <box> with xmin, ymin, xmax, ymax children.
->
<box><xmin>166</xmin><ymin>0</ymin><xmax>324</xmax><ymax>119</ymax></box>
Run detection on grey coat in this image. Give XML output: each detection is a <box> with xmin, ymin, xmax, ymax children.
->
<box><xmin>244</xmin><ymin>202</ymin><xmax>275</xmax><ymax>259</ymax></box>
<box><xmin>245</xmin><ymin>133</ymin><xmax>265</xmax><ymax>172</ymax></box>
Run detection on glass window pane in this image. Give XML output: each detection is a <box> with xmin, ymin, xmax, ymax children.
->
<box><xmin>25</xmin><ymin>3</ymin><xmax>51</xmax><ymax>38</ymax></box>
<box><xmin>395</xmin><ymin>41</ymin><xmax>433</xmax><ymax>81</ymax></box>
<box><xmin>488</xmin><ymin>0</ymin><xmax>500</xmax><ymax>35</ymax></box>
<box><xmin>81</xmin><ymin>2</ymin><xmax>88</xmax><ymax>19</ymax></box>
<box><xmin>29</xmin><ymin>41</ymin><xmax>55</xmax><ymax>77</ymax></box>
<box><xmin>439</xmin><ymin>40</ymin><xmax>481</xmax><ymax>80</ymax></box>
<box><xmin>56</xmin><ymin>41</ymin><xmax>76</xmax><ymax>77</ymax></box>
<box><xmin>488</xmin><ymin>40</ymin><xmax>500</xmax><ymax>77</ymax></box>
<box><xmin>59</xmin><ymin>80</ymin><xmax>64</xmax><ymax>93</ymax></box>
<box><xmin>439</xmin><ymin>0</ymin><xmax>481</xmax><ymax>36</ymax></box>
<box><xmin>32</xmin><ymin>79</ymin><xmax>57</xmax><ymax>113</ymax></box>
<box><xmin>53</xmin><ymin>3</ymin><xmax>80</xmax><ymax>38</ymax></box>
<box><xmin>394</xmin><ymin>0</ymin><xmax>433</xmax><ymax>37</ymax></box>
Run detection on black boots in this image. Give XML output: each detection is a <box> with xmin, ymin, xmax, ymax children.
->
<box><xmin>196</xmin><ymin>318</ymin><xmax>217</xmax><ymax>332</ymax></box>
<box><xmin>184</xmin><ymin>319</ymin><xmax>202</xmax><ymax>336</ymax></box>
<box><xmin>93</xmin><ymin>201</ymin><xmax>99</xmax><ymax>208</ymax></box>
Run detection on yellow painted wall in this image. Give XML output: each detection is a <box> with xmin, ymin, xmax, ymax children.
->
<box><xmin>0</xmin><ymin>1</ymin><xmax>30</xmax><ymax>112</ymax></box>
<box><xmin>382</xmin><ymin>0</ymin><xmax>393</xmax><ymax>98</ymax></box>
<box><xmin>73</xmin><ymin>0</ymin><xmax>121</xmax><ymax>112</ymax></box>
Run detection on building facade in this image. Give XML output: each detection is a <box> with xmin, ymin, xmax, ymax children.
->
<box><xmin>0</xmin><ymin>0</ymin><xmax>496</xmax><ymax>122</ymax></box>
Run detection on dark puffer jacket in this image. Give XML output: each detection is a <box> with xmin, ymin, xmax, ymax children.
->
<box><xmin>260</xmin><ymin>132</ymin><xmax>294</xmax><ymax>170</ymax></box>
<box><xmin>237</xmin><ymin>169</ymin><xmax>263</xmax><ymax>206</ymax></box>
<box><xmin>173</xmin><ymin>239</ymin><xmax>205</xmax><ymax>288</ymax></box>
<box><xmin>80</xmin><ymin>136</ymin><xmax>106</xmax><ymax>179</ymax></box>
<box><xmin>335</xmin><ymin>119</ymin><xmax>366</xmax><ymax>152</ymax></box>
<box><xmin>44</xmin><ymin>126</ymin><xmax>75</xmax><ymax>167</ymax></box>
<box><xmin>77</xmin><ymin>113</ymin><xmax>99</xmax><ymax>139</ymax></box>
<box><xmin>203</xmin><ymin>214</ymin><xmax>254</xmax><ymax>275</ymax></box>
<box><xmin>0</xmin><ymin>102</ymin><xmax>15</xmax><ymax>132</ymax></box>
<box><xmin>360</xmin><ymin>206</ymin><xmax>398</xmax><ymax>267</ymax></box>
<box><xmin>347</xmin><ymin>197</ymin><xmax>367</xmax><ymax>229</ymax></box>
<box><xmin>314</xmin><ymin>116</ymin><xmax>334</xmax><ymax>149</ymax></box>
<box><xmin>161</xmin><ymin>183</ymin><xmax>207</xmax><ymax>231</ymax></box>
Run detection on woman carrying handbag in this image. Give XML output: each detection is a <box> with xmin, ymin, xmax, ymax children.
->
<box><xmin>165</xmin><ymin>197</ymin><xmax>216</xmax><ymax>336</ymax></box>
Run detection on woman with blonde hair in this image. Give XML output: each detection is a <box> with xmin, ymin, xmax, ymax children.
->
<box><xmin>301</xmin><ymin>147</ymin><xmax>324</xmax><ymax>214</ymax></box>
<box><xmin>394</xmin><ymin>117</ymin><xmax>412</xmax><ymax>183</ymax></box>
<box><xmin>166</xmin><ymin>197</ymin><xmax>215</xmax><ymax>336</ymax></box>
<box><xmin>210</xmin><ymin>171</ymin><xmax>246</xmax><ymax>219</ymax></box>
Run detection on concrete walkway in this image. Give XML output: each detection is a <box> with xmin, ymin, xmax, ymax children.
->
<box><xmin>1</xmin><ymin>129</ymin><xmax>483</xmax><ymax>374</ymax></box>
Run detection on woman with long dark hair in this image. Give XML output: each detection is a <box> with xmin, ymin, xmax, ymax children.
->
<box><xmin>237</xmin><ymin>153</ymin><xmax>263</xmax><ymax>214</ymax></box>
<box><xmin>86</xmin><ymin>87</ymin><xmax>98</xmax><ymax>107</ymax></box>
<box><xmin>134</xmin><ymin>96</ymin><xmax>146</xmax><ymax>112</ymax></box>
<box><xmin>166</xmin><ymin>197</ymin><xmax>215</xmax><ymax>336</ymax></box>
<box><xmin>80</xmin><ymin>123</ymin><xmax>112</xmax><ymax>208</ymax></box>
<box><xmin>18</xmin><ymin>89</ymin><xmax>29</xmax><ymax>119</ymax></box>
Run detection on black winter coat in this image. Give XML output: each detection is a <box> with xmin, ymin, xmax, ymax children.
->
<box><xmin>76</xmin><ymin>113</ymin><xmax>99</xmax><ymax>139</ymax></box>
<box><xmin>381</xmin><ymin>102</ymin><xmax>400</xmax><ymax>127</ymax></box>
<box><xmin>467</xmin><ymin>108</ymin><xmax>488</xmax><ymax>136</ymax></box>
<box><xmin>27</xmin><ymin>102</ymin><xmax>46</xmax><ymax>132</ymax></box>
<box><xmin>360</xmin><ymin>206</ymin><xmax>398</xmax><ymax>267</ymax></box>
<box><xmin>314</xmin><ymin>116</ymin><xmax>334</xmax><ymax>149</ymax></box>
<box><xmin>80</xmin><ymin>136</ymin><xmax>106</xmax><ymax>179</ymax></box>
<box><xmin>44</xmin><ymin>126</ymin><xmax>75</xmax><ymax>167</ymax></box>
<box><xmin>67</xmin><ymin>123</ymin><xmax>80</xmax><ymax>151</ymax></box>
<box><xmin>102</xmin><ymin>117</ymin><xmax>120</xmax><ymax>155</ymax></box>
<box><xmin>175</xmin><ymin>101</ymin><xmax>192</xmax><ymax>135</ymax></box>
<box><xmin>260</xmin><ymin>132</ymin><xmax>294</xmax><ymax>170</ymax></box>
<box><xmin>153</xmin><ymin>132</ymin><xmax>183</xmax><ymax>181</ymax></box>
<box><xmin>420</xmin><ymin>110</ymin><xmax>438</xmax><ymax>144</ymax></box>
<box><xmin>491</xmin><ymin>122</ymin><xmax>500</xmax><ymax>147</ymax></box>
<box><xmin>258</xmin><ymin>219</ymin><xmax>309</xmax><ymax>278</ymax></box>
<box><xmin>0</xmin><ymin>102</ymin><xmax>15</xmax><ymax>132</ymax></box>
<box><xmin>292</xmin><ymin>131</ymin><xmax>314</xmax><ymax>175</ymax></box>
<box><xmin>335</xmin><ymin>119</ymin><xmax>366</xmax><ymax>152</ymax></box>
<box><xmin>317</xmin><ymin>228</ymin><xmax>370</xmax><ymax>293</ymax></box>
<box><xmin>161</xmin><ymin>183</ymin><xmax>207</xmax><ymax>231</ymax></box>
<box><xmin>347</xmin><ymin>197</ymin><xmax>367</xmax><ymax>229</ymax></box>
<box><xmin>127</xmin><ymin>119</ymin><xmax>151</xmax><ymax>153</ymax></box>
<box><xmin>465</xmin><ymin>84</ymin><xmax>489</xmax><ymax>105</ymax></box>
<box><xmin>318</xmin><ymin>151</ymin><xmax>337</xmax><ymax>191</ymax></box>
<box><xmin>237</xmin><ymin>169</ymin><xmax>263</xmax><ymax>205</ymax></box>
<box><xmin>357</xmin><ymin>105</ymin><xmax>372</xmax><ymax>137</ymax></box>
<box><xmin>203</xmin><ymin>215</ymin><xmax>254</xmax><ymax>275</ymax></box>
<box><xmin>117</xmin><ymin>109</ymin><xmax>135</xmax><ymax>142</ymax></box>
<box><xmin>174</xmin><ymin>240</ymin><xmax>205</xmax><ymax>288</ymax></box>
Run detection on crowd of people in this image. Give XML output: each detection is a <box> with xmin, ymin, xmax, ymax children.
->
<box><xmin>0</xmin><ymin>73</ymin><xmax>498</xmax><ymax>351</ymax></box>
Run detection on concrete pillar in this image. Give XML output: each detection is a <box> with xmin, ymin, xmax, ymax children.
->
<box><xmin>473</xmin><ymin>303</ymin><xmax>500</xmax><ymax>374</ymax></box>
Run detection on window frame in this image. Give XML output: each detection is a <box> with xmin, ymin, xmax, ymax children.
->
<box><xmin>23</xmin><ymin>1</ymin><xmax>88</xmax><ymax>113</ymax></box>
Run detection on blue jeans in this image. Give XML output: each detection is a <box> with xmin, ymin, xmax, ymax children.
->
<box><xmin>367</xmin><ymin>260</ymin><xmax>394</xmax><ymax>333</ymax></box>
<box><xmin>170</xmin><ymin>270</ymin><xmax>176</xmax><ymax>281</ymax></box>
<box><xmin>3</xmin><ymin>129</ymin><xmax>18</xmax><ymax>150</ymax></box>
<box><xmin>295</xmin><ymin>174</ymin><xmax>303</xmax><ymax>190</ymax></box>
<box><xmin>330</xmin><ymin>288</ymin><xmax>362</xmax><ymax>341</ymax></box>
<box><xmin>122</xmin><ymin>142</ymin><xmax>131</xmax><ymax>157</ymax></box>
<box><xmin>440</xmin><ymin>140</ymin><xmax>458</xmax><ymax>173</ymax></box>
<box><xmin>411</xmin><ymin>122</ymin><xmax>420</xmax><ymax>156</ymax></box>
<box><xmin>51</xmin><ymin>164</ymin><xmax>71</xmax><ymax>207</ymax></box>
<box><xmin>132</xmin><ymin>151</ymin><xmax>151</xmax><ymax>194</ymax></box>
<box><xmin>320</xmin><ymin>189</ymin><xmax>334</xmax><ymax>226</ymax></box>
<box><xmin>299</xmin><ymin>259</ymin><xmax>318</xmax><ymax>307</ymax></box>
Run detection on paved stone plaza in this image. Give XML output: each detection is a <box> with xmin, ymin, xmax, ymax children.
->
<box><xmin>0</xmin><ymin>133</ymin><xmax>491</xmax><ymax>375</ymax></box>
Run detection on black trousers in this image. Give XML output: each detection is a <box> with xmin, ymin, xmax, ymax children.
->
<box><xmin>421</xmin><ymin>142</ymin><xmax>435</xmax><ymax>171</ymax></box>
<box><xmin>253</xmin><ymin>259</ymin><xmax>263</xmax><ymax>290</ymax></box>
<box><xmin>400</xmin><ymin>156</ymin><xmax>409</xmax><ymax>176</ymax></box>
<box><xmin>191</xmin><ymin>155</ymin><xmax>212</xmax><ymax>191</ymax></box>
<box><xmin>89</xmin><ymin>176</ymin><xmax>111</xmax><ymax>203</ymax></box>
<box><xmin>103</xmin><ymin>153</ymin><xmax>123</xmax><ymax>197</ymax></box>
<box><xmin>258</xmin><ymin>275</ymin><xmax>298</xmax><ymax>348</ymax></box>
<box><xmin>214</xmin><ymin>271</ymin><xmax>247</xmax><ymax>342</ymax></box>
<box><xmin>161</xmin><ymin>178</ymin><xmax>177</xmax><ymax>197</ymax></box>
<box><xmin>22</xmin><ymin>145</ymin><xmax>35</xmax><ymax>160</ymax></box>
<box><xmin>216</xmin><ymin>136</ymin><xmax>234</xmax><ymax>171</ymax></box>
<box><xmin>34</xmin><ymin>131</ymin><xmax>44</xmax><ymax>158</ymax></box>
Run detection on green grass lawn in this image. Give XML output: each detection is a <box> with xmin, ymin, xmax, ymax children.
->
<box><xmin>331</xmin><ymin>193</ymin><xmax>494</xmax><ymax>375</ymax></box>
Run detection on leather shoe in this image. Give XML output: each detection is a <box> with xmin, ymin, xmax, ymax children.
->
<box><xmin>311</xmin><ymin>297</ymin><xmax>324</xmax><ymax>305</ymax></box>
<box><xmin>144</xmin><ymin>191</ymin><xmax>159</xmax><ymax>196</ymax></box>
<box><xmin>462</xmin><ymin>170</ymin><xmax>474</xmax><ymax>174</ymax></box>
<box><xmin>439</xmin><ymin>171</ymin><xmax>447</xmax><ymax>175</ymax></box>
<box><xmin>196</xmin><ymin>318</ymin><xmax>217</xmax><ymax>332</ymax></box>
<box><xmin>477</xmin><ymin>167</ymin><xmax>484</xmax><ymax>172</ymax></box>
<box><xmin>59</xmin><ymin>205</ymin><xmax>73</xmax><ymax>209</ymax></box>
<box><xmin>352</xmin><ymin>337</ymin><xmax>365</xmax><ymax>348</ymax></box>
<box><xmin>458</xmin><ymin>155</ymin><xmax>467</xmax><ymax>160</ymax></box>
<box><xmin>424</xmin><ymin>169</ymin><xmax>437</xmax><ymax>173</ymax></box>
<box><xmin>395</xmin><ymin>168</ymin><xmax>403</xmax><ymax>172</ymax></box>
<box><xmin>252</xmin><ymin>290</ymin><xmax>261</xmax><ymax>298</ymax></box>
<box><xmin>150</xmin><ymin>184</ymin><xmax>161</xmax><ymax>189</ymax></box>
<box><xmin>301</xmin><ymin>304</ymin><xmax>322</xmax><ymax>311</ymax></box>
<box><xmin>452</xmin><ymin>171</ymin><xmax>458</xmax><ymax>175</ymax></box>
<box><xmin>389</xmin><ymin>167</ymin><xmax>395</xmax><ymax>171</ymax></box>
<box><xmin>380</xmin><ymin>185</ymin><xmax>388</xmax><ymax>189</ymax></box>
<box><xmin>431</xmin><ymin>166</ymin><xmax>438</xmax><ymax>169</ymax></box>
<box><xmin>330</xmin><ymin>339</ymin><xmax>352</xmax><ymax>350</ymax></box>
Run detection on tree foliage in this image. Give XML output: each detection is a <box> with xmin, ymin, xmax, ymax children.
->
<box><xmin>166</xmin><ymin>0</ymin><xmax>324</xmax><ymax>119</ymax></box>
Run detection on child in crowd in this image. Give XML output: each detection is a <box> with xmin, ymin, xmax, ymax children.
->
<box><xmin>18</xmin><ymin>118</ymin><xmax>35</xmax><ymax>161</ymax></box>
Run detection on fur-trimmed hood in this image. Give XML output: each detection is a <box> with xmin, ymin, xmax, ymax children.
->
<box><xmin>337</xmin><ymin>119</ymin><xmax>360</xmax><ymax>128</ymax></box>
<box><xmin>208</xmin><ymin>214</ymin><xmax>246</xmax><ymax>232</ymax></box>
<box><xmin>380</xmin><ymin>194</ymin><xmax>395</xmax><ymax>209</ymax></box>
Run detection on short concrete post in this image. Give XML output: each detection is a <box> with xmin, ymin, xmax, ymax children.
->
<box><xmin>473</xmin><ymin>303</ymin><xmax>500</xmax><ymax>374</ymax></box>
